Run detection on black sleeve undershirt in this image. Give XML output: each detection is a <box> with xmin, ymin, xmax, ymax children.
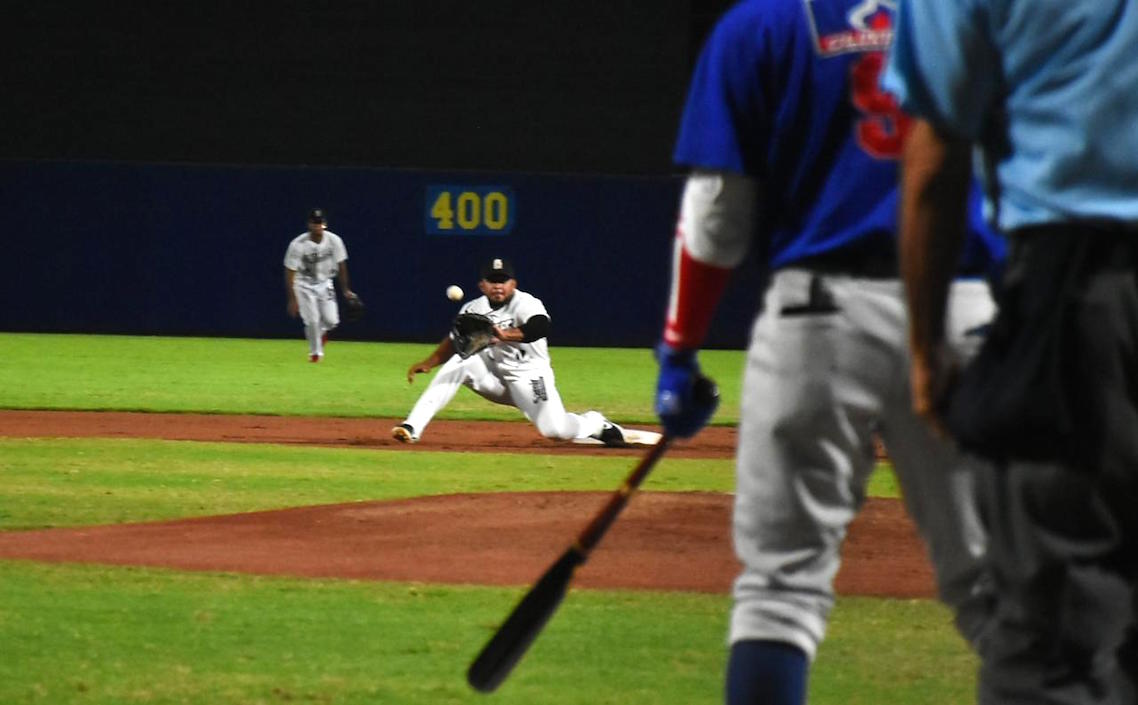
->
<box><xmin>518</xmin><ymin>315</ymin><xmax>550</xmax><ymax>342</ymax></box>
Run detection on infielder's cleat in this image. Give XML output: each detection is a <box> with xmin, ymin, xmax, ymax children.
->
<box><xmin>321</xmin><ymin>332</ymin><xmax>329</xmax><ymax>346</ymax></box>
<box><xmin>596</xmin><ymin>421</ymin><xmax>628</xmax><ymax>448</ymax></box>
<box><xmin>391</xmin><ymin>423</ymin><xmax>417</xmax><ymax>444</ymax></box>
<box><xmin>309</xmin><ymin>353</ymin><xmax>321</xmax><ymax>363</ymax></box>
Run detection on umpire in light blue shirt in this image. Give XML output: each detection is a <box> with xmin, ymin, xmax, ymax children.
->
<box><xmin>882</xmin><ymin>2</ymin><xmax>1138</xmax><ymax>704</ymax></box>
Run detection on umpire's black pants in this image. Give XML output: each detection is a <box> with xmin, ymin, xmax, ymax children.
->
<box><xmin>967</xmin><ymin>224</ymin><xmax>1138</xmax><ymax>705</ymax></box>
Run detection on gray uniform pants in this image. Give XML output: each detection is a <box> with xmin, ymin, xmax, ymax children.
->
<box><xmin>967</xmin><ymin>228</ymin><xmax>1138</xmax><ymax>705</ymax></box>
<box><xmin>730</xmin><ymin>270</ymin><xmax>996</xmax><ymax>658</ymax></box>
<box><xmin>293</xmin><ymin>279</ymin><xmax>338</xmax><ymax>357</ymax></box>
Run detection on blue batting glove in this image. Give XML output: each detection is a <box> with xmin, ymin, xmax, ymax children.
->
<box><xmin>655</xmin><ymin>342</ymin><xmax>720</xmax><ymax>438</ymax></box>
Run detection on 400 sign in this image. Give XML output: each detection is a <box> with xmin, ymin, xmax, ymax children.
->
<box><xmin>426</xmin><ymin>186</ymin><xmax>515</xmax><ymax>235</ymax></box>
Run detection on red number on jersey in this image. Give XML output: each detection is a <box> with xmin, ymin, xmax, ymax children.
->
<box><xmin>850</xmin><ymin>51</ymin><xmax>912</xmax><ymax>160</ymax></box>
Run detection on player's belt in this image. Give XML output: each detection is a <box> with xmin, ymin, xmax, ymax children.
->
<box><xmin>794</xmin><ymin>252</ymin><xmax>991</xmax><ymax>279</ymax></box>
<box><xmin>1009</xmin><ymin>221</ymin><xmax>1138</xmax><ymax>272</ymax></box>
<box><xmin>794</xmin><ymin>252</ymin><xmax>897</xmax><ymax>279</ymax></box>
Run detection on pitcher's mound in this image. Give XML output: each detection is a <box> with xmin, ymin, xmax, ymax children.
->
<box><xmin>0</xmin><ymin>492</ymin><xmax>934</xmax><ymax>597</ymax></box>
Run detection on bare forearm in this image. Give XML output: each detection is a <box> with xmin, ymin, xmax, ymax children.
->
<box><xmin>421</xmin><ymin>337</ymin><xmax>456</xmax><ymax>368</ymax></box>
<box><xmin>496</xmin><ymin>315</ymin><xmax>549</xmax><ymax>344</ymax></box>
<box><xmin>899</xmin><ymin>119</ymin><xmax>972</xmax><ymax>362</ymax></box>
<box><xmin>284</xmin><ymin>269</ymin><xmax>297</xmax><ymax>300</ymax></box>
<box><xmin>406</xmin><ymin>336</ymin><xmax>457</xmax><ymax>382</ymax></box>
<box><xmin>338</xmin><ymin>263</ymin><xmax>353</xmax><ymax>296</ymax></box>
<box><xmin>495</xmin><ymin>327</ymin><xmax>524</xmax><ymax>343</ymax></box>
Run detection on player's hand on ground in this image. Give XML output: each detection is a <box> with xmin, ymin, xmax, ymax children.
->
<box><xmin>654</xmin><ymin>343</ymin><xmax>720</xmax><ymax>438</ymax></box>
<box><xmin>407</xmin><ymin>360</ymin><xmax>433</xmax><ymax>383</ymax></box>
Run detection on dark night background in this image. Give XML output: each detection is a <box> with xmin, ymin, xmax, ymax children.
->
<box><xmin>4</xmin><ymin>1</ymin><xmax>735</xmax><ymax>173</ymax></box>
<box><xmin>2</xmin><ymin>1</ymin><xmax>762</xmax><ymax>347</ymax></box>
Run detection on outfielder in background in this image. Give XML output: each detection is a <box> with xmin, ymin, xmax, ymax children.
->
<box><xmin>392</xmin><ymin>257</ymin><xmax>628</xmax><ymax>446</ymax></box>
<box><xmin>651</xmin><ymin>1</ymin><xmax>1004</xmax><ymax>703</ymax></box>
<box><xmin>886</xmin><ymin>1</ymin><xmax>1138</xmax><ymax>702</ymax></box>
<box><xmin>283</xmin><ymin>208</ymin><xmax>359</xmax><ymax>362</ymax></box>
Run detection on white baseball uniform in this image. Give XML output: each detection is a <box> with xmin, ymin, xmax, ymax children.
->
<box><xmin>283</xmin><ymin>230</ymin><xmax>347</xmax><ymax>359</ymax></box>
<box><xmin>400</xmin><ymin>289</ymin><xmax>609</xmax><ymax>441</ymax></box>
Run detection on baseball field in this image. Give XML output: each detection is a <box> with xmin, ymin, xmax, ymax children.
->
<box><xmin>0</xmin><ymin>333</ymin><xmax>979</xmax><ymax>704</ymax></box>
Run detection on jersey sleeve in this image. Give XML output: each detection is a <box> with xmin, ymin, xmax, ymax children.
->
<box><xmin>332</xmin><ymin>234</ymin><xmax>348</xmax><ymax>263</ymax></box>
<box><xmin>283</xmin><ymin>240</ymin><xmax>300</xmax><ymax>270</ymax></box>
<box><xmin>882</xmin><ymin>0</ymin><xmax>999</xmax><ymax>140</ymax></box>
<box><xmin>512</xmin><ymin>293</ymin><xmax>549</xmax><ymax>326</ymax></box>
<box><xmin>673</xmin><ymin>4</ymin><xmax>770</xmax><ymax>176</ymax></box>
<box><xmin>663</xmin><ymin>171</ymin><xmax>755</xmax><ymax>349</ymax></box>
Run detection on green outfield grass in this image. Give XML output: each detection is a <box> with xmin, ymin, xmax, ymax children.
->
<box><xmin>0</xmin><ymin>563</ymin><xmax>974</xmax><ymax>705</ymax></box>
<box><xmin>0</xmin><ymin>333</ymin><xmax>745</xmax><ymax>423</ymax></box>
<box><xmin>0</xmin><ymin>333</ymin><xmax>971</xmax><ymax>704</ymax></box>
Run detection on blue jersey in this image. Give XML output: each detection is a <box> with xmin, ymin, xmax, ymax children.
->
<box><xmin>675</xmin><ymin>0</ymin><xmax>1002</xmax><ymax>273</ymax></box>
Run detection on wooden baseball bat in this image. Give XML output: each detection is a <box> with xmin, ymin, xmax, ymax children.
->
<box><xmin>466</xmin><ymin>375</ymin><xmax>719</xmax><ymax>693</ymax></box>
<box><xmin>466</xmin><ymin>436</ymin><xmax>674</xmax><ymax>693</ymax></box>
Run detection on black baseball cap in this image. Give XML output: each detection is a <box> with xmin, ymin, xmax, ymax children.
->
<box><xmin>480</xmin><ymin>257</ymin><xmax>515</xmax><ymax>282</ymax></box>
<box><xmin>307</xmin><ymin>208</ymin><xmax>327</xmax><ymax>223</ymax></box>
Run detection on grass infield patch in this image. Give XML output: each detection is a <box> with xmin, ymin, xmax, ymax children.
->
<box><xmin>0</xmin><ymin>438</ymin><xmax>896</xmax><ymax>530</ymax></box>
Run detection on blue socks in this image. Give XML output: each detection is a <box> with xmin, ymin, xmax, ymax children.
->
<box><xmin>725</xmin><ymin>640</ymin><xmax>808</xmax><ymax>705</ymax></box>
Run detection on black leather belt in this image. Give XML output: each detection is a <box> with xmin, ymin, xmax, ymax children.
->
<box><xmin>793</xmin><ymin>252</ymin><xmax>898</xmax><ymax>279</ymax></box>
<box><xmin>1009</xmin><ymin>221</ymin><xmax>1138</xmax><ymax>271</ymax></box>
<box><xmin>792</xmin><ymin>252</ymin><xmax>991</xmax><ymax>279</ymax></box>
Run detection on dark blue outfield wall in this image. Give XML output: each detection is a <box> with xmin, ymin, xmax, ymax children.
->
<box><xmin>1</xmin><ymin>161</ymin><xmax>763</xmax><ymax>348</ymax></box>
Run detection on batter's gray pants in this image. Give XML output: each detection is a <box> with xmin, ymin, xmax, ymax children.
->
<box><xmin>730</xmin><ymin>270</ymin><xmax>996</xmax><ymax>659</ymax></box>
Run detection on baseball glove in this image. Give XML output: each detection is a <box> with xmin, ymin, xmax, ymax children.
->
<box><xmin>342</xmin><ymin>293</ymin><xmax>366</xmax><ymax>322</ymax></box>
<box><xmin>452</xmin><ymin>312</ymin><xmax>497</xmax><ymax>359</ymax></box>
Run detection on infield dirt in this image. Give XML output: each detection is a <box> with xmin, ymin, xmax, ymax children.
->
<box><xmin>0</xmin><ymin>410</ymin><xmax>933</xmax><ymax>597</ymax></box>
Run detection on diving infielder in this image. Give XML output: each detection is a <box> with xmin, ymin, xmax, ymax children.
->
<box><xmin>392</xmin><ymin>258</ymin><xmax>626</xmax><ymax>446</ymax></box>
<box><xmin>283</xmin><ymin>208</ymin><xmax>357</xmax><ymax>362</ymax></box>
<box><xmin>651</xmin><ymin>1</ymin><xmax>1005</xmax><ymax>702</ymax></box>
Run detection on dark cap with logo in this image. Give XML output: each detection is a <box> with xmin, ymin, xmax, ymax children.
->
<box><xmin>479</xmin><ymin>257</ymin><xmax>515</xmax><ymax>282</ymax></box>
<box><xmin>307</xmin><ymin>208</ymin><xmax>327</xmax><ymax>223</ymax></box>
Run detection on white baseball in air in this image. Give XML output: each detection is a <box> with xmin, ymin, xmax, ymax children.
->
<box><xmin>446</xmin><ymin>285</ymin><xmax>464</xmax><ymax>302</ymax></box>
